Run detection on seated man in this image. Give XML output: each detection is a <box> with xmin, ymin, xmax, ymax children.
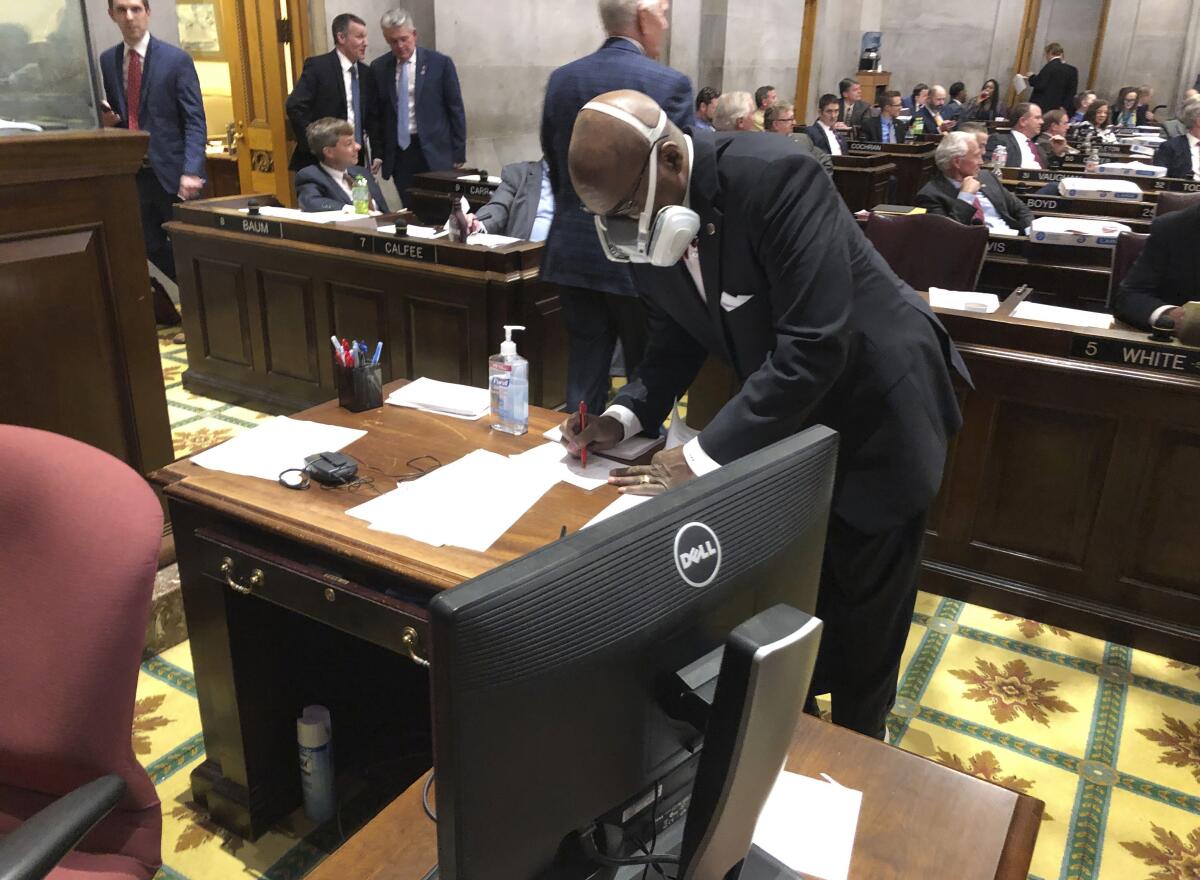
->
<box><xmin>751</xmin><ymin>84</ymin><xmax>777</xmax><ymax>131</ymax></box>
<box><xmin>916</xmin><ymin>85</ymin><xmax>957</xmax><ymax>135</ymax></box>
<box><xmin>713</xmin><ymin>91</ymin><xmax>756</xmax><ymax>132</ymax></box>
<box><xmin>836</xmin><ymin>77</ymin><xmax>871</xmax><ymax>129</ymax></box>
<box><xmin>1070</xmin><ymin>91</ymin><xmax>1096</xmax><ymax>123</ymax></box>
<box><xmin>860</xmin><ymin>90</ymin><xmax>908</xmax><ymax>143</ymax></box>
<box><xmin>295</xmin><ymin>117</ymin><xmax>389</xmax><ymax>212</ymax></box>
<box><xmin>694</xmin><ymin>86</ymin><xmax>720</xmax><ymax>131</ymax></box>
<box><xmin>764</xmin><ymin>102</ymin><xmax>833</xmax><ymax>176</ymax></box>
<box><xmin>465</xmin><ymin>158</ymin><xmax>554</xmax><ymax>241</ymax></box>
<box><xmin>1034</xmin><ymin>109</ymin><xmax>1073</xmax><ymax>167</ymax></box>
<box><xmin>916</xmin><ymin>130</ymin><xmax>1032</xmax><ymax>235</ymax></box>
<box><xmin>807</xmin><ymin>93</ymin><xmax>845</xmax><ymax>156</ymax></box>
<box><xmin>1114</xmin><ymin>199</ymin><xmax>1200</xmax><ymax>330</ymax></box>
<box><xmin>987</xmin><ymin>103</ymin><xmax>1049</xmax><ymax>168</ymax></box>
<box><xmin>1153</xmin><ymin>98</ymin><xmax>1200</xmax><ymax>181</ymax></box>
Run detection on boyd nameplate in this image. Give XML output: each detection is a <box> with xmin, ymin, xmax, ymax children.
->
<box><xmin>215</xmin><ymin>213</ymin><xmax>283</xmax><ymax>238</ymax></box>
<box><xmin>1071</xmin><ymin>335</ymin><xmax>1200</xmax><ymax>377</ymax></box>
<box><xmin>373</xmin><ymin>237</ymin><xmax>437</xmax><ymax>263</ymax></box>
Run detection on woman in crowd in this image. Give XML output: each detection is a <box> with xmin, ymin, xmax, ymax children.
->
<box><xmin>962</xmin><ymin>78</ymin><xmax>1006</xmax><ymax>121</ymax></box>
<box><xmin>1074</xmin><ymin>99</ymin><xmax>1116</xmax><ymax>144</ymax></box>
<box><xmin>1114</xmin><ymin>87</ymin><xmax>1146</xmax><ymax>126</ymax></box>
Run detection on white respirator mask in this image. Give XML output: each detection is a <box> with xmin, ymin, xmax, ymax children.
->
<box><xmin>583</xmin><ymin>102</ymin><xmax>700</xmax><ymax>267</ymax></box>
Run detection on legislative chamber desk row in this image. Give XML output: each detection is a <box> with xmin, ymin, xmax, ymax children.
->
<box><xmin>152</xmin><ymin>386</ymin><xmax>1042</xmax><ymax>879</ymax></box>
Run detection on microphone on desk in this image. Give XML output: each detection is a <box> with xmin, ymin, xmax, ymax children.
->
<box><xmin>247</xmin><ymin>198</ymin><xmax>261</xmax><ymax>216</ymax></box>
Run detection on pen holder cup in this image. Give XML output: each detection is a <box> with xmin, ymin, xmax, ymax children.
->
<box><xmin>335</xmin><ymin>362</ymin><xmax>383</xmax><ymax>412</ymax></box>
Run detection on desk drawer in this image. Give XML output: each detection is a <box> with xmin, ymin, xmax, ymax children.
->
<box><xmin>194</xmin><ymin>529</ymin><xmax>430</xmax><ymax>661</ymax></box>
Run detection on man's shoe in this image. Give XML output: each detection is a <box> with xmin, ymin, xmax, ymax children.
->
<box><xmin>172</xmin><ymin>332</ymin><xmax>186</xmax><ymax>345</ymax></box>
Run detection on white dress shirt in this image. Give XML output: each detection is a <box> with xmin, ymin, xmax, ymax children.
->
<box><xmin>818</xmin><ymin>121</ymin><xmax>843</xmax><ymax>156</ymax></box>
<box><xmin>949</xmin><ymin>177</ymin><xmax>1022</xmax><ymax>234</ymax></box>
<box><xmin>320</xmin><ymin>163</ymin><xmax>355</xmax><ymax>201</ymax></box>
<box><xmin>396</xmin><ymin>53</ymin><xmax>417</xmax><ymax>134</ymax></box>
<box><xmin>1188</xmin><ymin>132</ymin><xmax>1200</xmax><ymax>181</ymax></box>
<box><xmin>337</xmin><ymin>50</ymin><xmax>358</xmax><ymax>134</ymax></box>
<box><xmin>122</xmin><ymin>31</ymin><xmax>150</xmax><ymax>93</ymax></box>
<box><xmin>1015</xmin><ymin>132</ymin><xmax>1041</xmax><ymax>169</ymax></box>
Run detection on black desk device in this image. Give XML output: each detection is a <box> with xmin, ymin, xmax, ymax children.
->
<box><xmin>304</xmin><ymin>452</ymin><xmax>358</xmax><ymax>485</ymax></box>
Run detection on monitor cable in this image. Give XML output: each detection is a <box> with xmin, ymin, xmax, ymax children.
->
<box><xmin>422</xmin><ymin>771</ymin><xmax>437</xmax><ymax>823</ymax></box>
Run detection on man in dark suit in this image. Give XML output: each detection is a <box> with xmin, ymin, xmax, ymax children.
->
<box><xmin>285</xmin><ymin>13</ymin><xmax>381</xmax><ymax>173</ymax></box>
<box><xmin>1153</xmin><ymin>99</ymin><xmax>1200</xmax><ymax>180</ymax></box>
<box><xmin>1114</xmin><ymin>201</ymin><xmax>1200</xmax><ymax>330</ymax></box>
<box><xmin>806</xmin><ymin>93</ymin><xmax>845</xmax><ymax>156</ymax></box>
<box><xmin>764</xmin><ymin>102</ymin><xmax>832</xmax><ymax>176</ymax></box>
<box><xmin>100</xmin><ymin>0</ymin><xmax>206</xmax><ymax>326</ymax></box>
<box><xmin>371</xmin><ymin>7</ymin><xmax>466</xmax><ymax>205</ymax></box>
<box><xmin>987</xmin><ymin>103</ymin><xmax>1050</xmax><ymax>168</ymax></box>
<box><xmin>295</xmin><ymin>118</ymin><xmax>390</xmax><ymax>212</ymax></box>
<box><xmin>916</xmin><ymin>85</ymin><xmax>956</xmax><ymax>135</ymax></box>
<box><xmin>464</xmin><ymin>159</ymin><xmax>554</xmax><ymax>241</ymax></box>
<box><xmin>916</xmin><ymin>131</ymin><xmax>1033</xmax><ymax>234</ymax></box>
<box><xmin>836</xmin><ymin>77</ymin><xmax>871</xmax><ymax>129</ymax></box>
<box><xmin>540</xmin><ymin>0</ymin><xmax>693</xmax><ymax>416</ymax></box>
<box><xmin>860</xmin><ymin>90</ymin><xmax>908</xmax><ymax>143</ymax></box>
<box><xmin>1027</xmin><ymin>42</ymin><xmax>1078</xmax><ymax>115</ymax></box>
<box><xmin>563</xmin><ymin>90</ymin><xmax>969</xmax><ymax>740</ymax></box>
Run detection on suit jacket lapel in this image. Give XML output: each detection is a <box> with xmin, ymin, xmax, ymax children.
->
<box><xmin>332</xmin><ymin>51</ymin><xmax>347</xmax><ymax>107</ymax></box>
<box><xmin>689</xmin><ymin>135</ymin><xmax>734</xmax><ymax>364</ymax></box>
<box><xmin>413</xmin><ymin>47</ymin><xmax>426</xmax><ymax>111</ymax></box>
<box><xmin>138</xmin><ymin>37</ymin><xmax>155</xmax><ymax>122</ymax></box>
<box><xmin>383</xmin><ymin>54</ymin><xmax>397</xmax><ymax>110</ymax></box>
<box><xmin>112</xmin><ymin>44</ymin><xmax>128</xmax><ymax>119</ymax></box>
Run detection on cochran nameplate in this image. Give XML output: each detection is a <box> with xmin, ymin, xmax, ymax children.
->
<box><xmin>373</xmin><ymin>237</ymin><xmax>438</xmax><ymax>263</ymax></box>
<box><xmin>215</xmin><ymin>213</ymin><xmax>283</xmax><ymax>238</ymax></box>
<box><xmin>1071</xmin><ymin>335</ymin><xmax>1200</xmax><ymax>376</ymax></box>
<box><xmin>849</xmin><ymin>141</ymin><xmax>883</xmax><ymax>152</ymax></box>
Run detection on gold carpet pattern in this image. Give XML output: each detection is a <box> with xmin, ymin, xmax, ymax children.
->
<box><xmin>146</xmin><ymin>330</ymin><xmax>1200</xmax><ymax>880</ymax></box>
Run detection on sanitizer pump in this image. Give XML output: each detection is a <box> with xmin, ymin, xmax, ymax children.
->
<box><xmin>490</xmin><ymin>325</ymin><xmax>528</xmax><ymax>435</ymax></box>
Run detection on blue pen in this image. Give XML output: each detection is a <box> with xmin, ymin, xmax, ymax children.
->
<box><xmin>370</xmin><ymin>341</ymin><xmax>383</xmax><ymax>365</ymax></box>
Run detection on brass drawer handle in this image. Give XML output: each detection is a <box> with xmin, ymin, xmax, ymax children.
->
<box><xmin>220</xmin><ymin>556</ymin><xmax>263</xmax><ymax>595</ymax></box>
<box><xmin>402</xmin><ymin>626</ymin><xmax>430</xmax><ymax>668</ymax></box>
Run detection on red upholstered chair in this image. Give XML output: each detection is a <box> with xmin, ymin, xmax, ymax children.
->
<box><xmin>0</xmin><ymin>427</ymin><xmax>163</xmax><ymax>879</ymax></box>
<box><xmin>1155</xmin><ymin>191</ymin><xmax>1200</xmax><ymax>216</ymax></box>
<box><xmin>864</xmin><ymin>212</ymin><xmax>990</xmax><ymax>292</ymax></box>
<box><xmin>1108</xmin><ymin>231</ymin><xmax>1149</xmax><ymax>309</ymax></box>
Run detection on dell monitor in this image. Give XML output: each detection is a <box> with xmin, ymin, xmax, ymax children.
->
<box><xmin>427</xmin><ymin>425</ymin><xmax>838</xmax><ymax>879</ymax></box>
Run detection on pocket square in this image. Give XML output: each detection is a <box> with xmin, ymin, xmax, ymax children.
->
<box><xmin>719</xmin><ymin>292</ymin><xmax>754</xmax><ymax>312</ymax></box>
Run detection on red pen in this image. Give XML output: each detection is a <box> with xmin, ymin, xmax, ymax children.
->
<box><xmin>578</xmin><ymin>402</ymin><xmax>588</xmax><ymax>467</ymax></box>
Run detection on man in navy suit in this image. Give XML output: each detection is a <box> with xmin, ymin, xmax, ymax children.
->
<box><xmin>370</xmin><ymin>7</ymin><xmax>466</xmax><ymax>205</ymax></box>
<box><xmin>1153</xmin><ymin>99</ymin><xmax>1200</xmax><ymax>181</ymax></box>
<box><xmin>295</xmin><ymin>118</ymin><xmax>390</xmax><ymax>212</ymax></box>
<box><xmin>100</xmin><ymin>0</ymin><xmax>206</xmax><ymax>324</ymax></box>
<box><xmin>806</xmin><ymin>93</ymin><xmax>844</xmax><ymax>156</ymax></box>
<box><xmin>562</xmin><ymin>90</ymin><xmax>968</xmax><ymax>740</ymax></box>
<box><xmin>285</xmin><ymin>14</ymin><xmax>382</xmax><ymax>172</ymax></box>
<box><xmin>541</xmin><ymin>0</ymin><xmax>693</xmax><ymax>416</ymax></box>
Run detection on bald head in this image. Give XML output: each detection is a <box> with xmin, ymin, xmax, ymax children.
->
<box><xmin>569</xmin><ymin>89</ymin><xmax>690</xmax><ymax>218</ymax></box>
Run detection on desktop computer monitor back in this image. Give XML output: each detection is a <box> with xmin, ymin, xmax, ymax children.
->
<box><xmin>428</xmin><ymin>426</ymin><xmax>838</xmax><ymax>879</ymax></box>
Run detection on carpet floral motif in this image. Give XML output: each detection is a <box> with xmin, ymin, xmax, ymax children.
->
<box><xmin>1137</xmin><ymin>713</ymin><xmax>1200</xmax><ymax>784</ymax></box>
<box><xmin>949</xmin><ymin>657</ymin><xmax>1078</xmax><ymax>726</ymax></box>
<box><xmin>173</xmin><ymin>426</ymin><xmax>235</xmax><ymax>458</ymax></box>
<box><xmin>162</xmin><ymin>364</ymin><xmax>185</xmax><ymax>385</ymax></box>
<box><xmin>932</xmin><ymin>746</ymin><xmax>1054</xmax><ymax>820</ymax></box>
<box><xmin>992</xmin><ymin>613</ymin><xmax>1072</xmax><ymax>640</ymax></box>
<box><xmin>169</xmin><ymin>802</ymin><xmax>247</xmax><ymax>855</ymax></box>
<box><xmin>132</xmin><ymin>695</ymin><xmax>173</xmax><ymax>757</ymax></box>
<box><xmin>1121</xmin><ymin>823</ymin><xmax>1200</xmax><ymax>880</ymax></box>
<box><xmin>1166</xmin><ymin>661</ymin><xmax>1200</xmax><ymax>682</ymax></box>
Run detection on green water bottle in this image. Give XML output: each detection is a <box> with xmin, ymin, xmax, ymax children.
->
<box><xmin>352</xmin><ymin>175</ymin><xmax>369</xmax><ymax>214</ymax></box>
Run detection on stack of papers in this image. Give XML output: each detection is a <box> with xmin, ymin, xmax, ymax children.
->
<box><xmin>509</xmin><ymin>442</ymin><xmax>616</xmax><ymax>491</ymax></box>
<box><xmin>542</xmin><ymin>426</ymin><xmax>663</xmax><ymax>462</ymax></box>
<box><xmin>386</xmin><ymin>378</ymin><xmax>490</xmax><ymax>420</ymax></box>
<box><xmin>346</xmin><ymin>449</ymin><xmax>559</xmax><ymax>551</ymax></box>
<box><xmin>466</xmin><ymin>232</ymin><xmax>523</xmax><ymax>248</ymax></box>
<box><xmin>752</xmin><ymin>772</ymin><xmax>862</xmax><ymax>880</ymax></box>
<box><xmin>1011</xmin><ymin>300</ymin><xmax>1115</xmax><ymax>329</ymax></box>
<box><xmin>190</xmin><ymin>416</ymin><xmax>367</xmax><ymax>481</ymax></box>
<box><xmin>457</xmin><ymin>173</ymin><xmax>502</xmax><ymax>185</ymax></box>
<box><xmin>238</xmin><ymin>206</ymin><xmax>380</xmax><ymax>223</ymax></box>
<box><xmin>1097</xmin><ymin>160</ymin><xmax>1167</xmax><ymax>178</ymax></box>
<box><xmin>927</xmin><ymin>288</ymin><xmax>1001</xmax><ymax>313</ymax></box>
<box><xmin>376</xmin><ymin>224</ymin><xmax>448</xmax><ymax>239</ymax></box>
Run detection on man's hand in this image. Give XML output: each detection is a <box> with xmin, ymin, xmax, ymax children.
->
<box><xmin>960</xmin><ymin>175</ymin><xmax>982</xmax><ymax>195</ymax></box>
<box><xmin>939</xmin><ymin>119</ymin><xmax>956</xmax><ymax>132</ymax></box>
<box><xmin>608</xmin><ymin>447</ymin><xmax>696</xmax><ymax>497</ymax></box>
<box><xmin>371</xmin><ymin>157</ymin><xmax>383</xmax><ymax>175</ymax></box>
<box><xmin>1166</xmin><ymin>306</ymin><xmax>1187</xmax><ymax>326</ymax></box>
<box><xmin>453</xmin><ymin>161</ymin><xmax>468</xmax><ymax>170</ymax></box>
<box><xmin>465</xmin><ymin>213</ymin><xmax>484</xmax><ymax>234</ymax></box>
<box><xmin>559</xmin><ymin>412</ymin><xmax>623</xmax><ymax>457</ymax></box>
<box><xmin>832</xmin><ymin>121</ymin><xmax>851</xmax><ymax>131</ymax></box>
<box><xmin>178</xmin><ymin>175</ymin><xmax>204</xmax><ymax>200</ymax></box>
<box><xmin>100</xmin><ymin>103</ymin><xmax>121</xmax><ymax>127</ymax></box>
<box><xmin>1048</xmin><ymin>134</ymin><xmax>1069</xmax><ymax>156</ymax></box>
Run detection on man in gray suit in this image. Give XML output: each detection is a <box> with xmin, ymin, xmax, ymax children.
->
<box><xmin>466</xmin><ymin>158</ymin><xmax>554</xmax><ymax>240</ymax></box>
<box><xmin>295</xmin><ymin>117</ymin><xmax>389</xmax><ymax>212</ymax></box>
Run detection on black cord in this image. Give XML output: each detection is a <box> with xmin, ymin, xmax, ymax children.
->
<box><xmin>580</xmin><ymin>826</ymin><xmax>680</xmax><ymax>868</ymax></box>
<box><xmin>422</xmin><ymin>772</ymin><xmax>437</xmax><ymax>822</ymax></box>
<box><xmin>363</xmin><ymin>454</ymin><xmax>442</xmax><ymax>483</ymax></box>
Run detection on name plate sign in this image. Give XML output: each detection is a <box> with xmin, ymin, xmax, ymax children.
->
<box><xmin>467</xmin><ymin>184</ymin><xmax>495</xmax><ymax>198</ymax></box>
<box><xmin>373</xmin><ymin>237</ymin><xmax>437</xmax><ymax>263</ymax></box>
<box><xmin>214</xmin><ymin>213</ymin><xmax>283</xmax><ymax>238</ymax></box>
<box><xmin>985</xmin><ymin>237</ymin><xmax>1026</xmax><ymax>257</ymax></box>
<box><xmin>850</xmin><ymin>142</ymin><xmax>883</xmax><ymax>152</ymax></box>
<box><xmin>1020</xmin><ymin>195</ymin><xmax>1156</xmax><ymax>219</ymax></box>
<box><xmin>1071</xmin><ymin>335</ymin><xmax>1200</xmax><ymax>377</ymax></box>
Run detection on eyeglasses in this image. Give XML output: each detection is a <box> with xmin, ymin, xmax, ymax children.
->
<box><xmin>775</xmin><ymin>117</ymin><xmax>796</xmax><ymax>124</ymax></box>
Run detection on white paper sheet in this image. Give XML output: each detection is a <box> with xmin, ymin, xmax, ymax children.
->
<box><xmin>457</xmin><ymin>174</ymin><xmax>503</xmax><ymax>184</ymax></box>
<box><xmin>510</xmin><ymin>442</ymin><xmax>616</xmax><ymax>491</ymax></box>
<box><xmin>541</xmin><ymin>426</ymin><xmax>664</xmax><ymax>461</ymax></box>
<box><xmin>1012</xmin><ymin>73</ymin><xmax>1029</xmax><ymax>93</ymax></box>
<box><xmin>752</xmin><ymin>772</ymin><xmax>862</xmax><ymax>880</ymax></box>
<box><xmin>927</xmin><ymin>287</ymin><xmax>1001</xmax><ymax>314</ymax></box>
<box><xmin>376</xmin><ymin>224</ymin><xmax>447</xmax><ymax>239</ymax></box>
<box><xmin>190</xmin><ymin>416</ymin><xmax>367</xmax><ymax>481</ymax></box>
<box><xmin>466</xmin><ymin>232</ymin><xmax>523</xmax><ymax>248</ymax></box>
<box><xmin>582</xmin><ymin>493</ymin><xmax>651</xmax><ymax>529</ymax></box>
<box><xmin>386</xmin><ymin>378</ymin><xmax>491</xmax><ymax>420</ymax></box>
<box><xmin>1010</xmin><ymin>300</ymin><xmax>1115</xmax><ymax>329</ymax></box>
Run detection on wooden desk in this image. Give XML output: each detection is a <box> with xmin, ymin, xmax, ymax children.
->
<box><xmin>1002</xmin><ymin>166</ymin><xmax>1200</xmax><ymax>196</ymax></box>
<box><xmin>846</xmin><ymin>141</ymin><xmax>937</xmax><ymax>204</ymax></box>
<box><xmin>167</xmin><ymin>195</ymin><xmax>566</xmax><ymax>413</ymax></box>
<box><xmin>978</xmin><ymin>236</ymin><xmax>1113</xmax><ymax>307</ymax></box>
<box><xmin>152</xmin><ymin>388</ymin><xmax>619</xmax><ymax>838</ymax></box>
<box><xmin>202</xmin><ymin>152</ymin><xmax>241</xmax><ymax>198</ymax></box>
<box><xmin>308</xmin><ymin>715</ymin><xmax>1042</xmax><ymax>880</ymax></box>
<box><xmin>406</xmin><ymin>170</ymin><xmax>499</xmax><ymax>225</ymax></box>
<box><xmin>924</xmin><ymin>289</ymin><xmax>1200</xmax><ymax>663</ymax></box>
<box><xmin>831</xmin><ymin>153</ymin><xmax>896</xmax><ymax>210</ymax></box>
<box><xmin>1016</xmin><ymin>192</ymin><xmax>1156</xmax><ymax>233</ymax></box>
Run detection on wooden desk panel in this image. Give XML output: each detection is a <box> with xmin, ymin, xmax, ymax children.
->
<box><xmin>847</xmin><ymin>141</ymin><xmax>937</xmax><ymax>204</ymax></box>
<box><xmin>406</xmin><ymin>170</ymin><xmax>499</xmax><ymax>225</ymax></box>
<box><xmin>831</xmin><ymin>154</ymin><xmax>896</xmax><ymax>211</ymax></box>
<box><xmin>307</xmin><ymin>715</ymin><xmax>1042</xmax><ymax>880</ymax></box>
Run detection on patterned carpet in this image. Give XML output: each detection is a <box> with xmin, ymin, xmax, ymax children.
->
<box><xmin>146</xmin><ymin>329</ymin><xmax>1200</xmax><ymax>879</ymax></box>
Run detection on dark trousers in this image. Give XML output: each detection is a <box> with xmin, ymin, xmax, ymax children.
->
<box><xmin>805</xmin><ymin>510</ymin><xmax>928</xmax><ymax>740</ymax></box>
<box><xmin>558</xmin><ymin>285</ymin><xmax>648</xmax><ymax>415</ymax></box>
<box><xmin>389</xmin><ymin>133</ymin><xmax>431</xmax><ymax>208</ymax></box>
<box><xmin>136</xmin><ymin>167</ymin><xmax>179</xmax><ymax>282</ymax></box>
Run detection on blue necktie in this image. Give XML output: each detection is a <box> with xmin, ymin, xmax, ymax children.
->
<box><xmin>350</xmin><ymin>66</ymin><xmax>362</xmax><ymax>146</ymax></box>
<box><xmin>397</xmin><ymin>60</ymin><xmax>411</xmax><ymax>151</ymax></box>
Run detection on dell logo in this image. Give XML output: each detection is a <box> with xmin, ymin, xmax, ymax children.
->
<box><xmin>674</xmin><ymin>522</ymin><xmax>721</xmax><ymax>588</ymax></box>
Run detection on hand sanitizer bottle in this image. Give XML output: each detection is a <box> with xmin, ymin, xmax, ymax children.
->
<box><xmin>490</xmin><ymin>325</ymin><xmax>528</xmax><ymax>435</ymax></box>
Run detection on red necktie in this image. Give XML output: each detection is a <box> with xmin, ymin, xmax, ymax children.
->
<box><xmin>1027</xmin><ymin>137</ymin><xmax>1043</xmax><ymax>168</ymax></box>
<box><xmin>126</xmin><ymin>49</ymin><xmax>142</xmax><ymax>131</ymax></box>
<box><xmin>972</xmin><ymin>196</ymin><xmax>985</xmax><ymax>223</ymax></box>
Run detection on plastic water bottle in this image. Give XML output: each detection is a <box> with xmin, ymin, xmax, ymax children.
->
<box><xmin>991</xmin><ymin>144</ymin><xmax>1007</xmax><ymax>174</ymax></box>
<box><xmin>489</xmin><ymin>325</ymin><xmax>528</xmax><ymax>435</ymax></box>
<box><xmin>352</xmin><ymin>176</ymin><xmax>369</xmax><ymax>214</ymax></box>
<box><xmin>297</xmin><ymin>705</ymin><xmax>335</xmax><ymax>823</ymax></box>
